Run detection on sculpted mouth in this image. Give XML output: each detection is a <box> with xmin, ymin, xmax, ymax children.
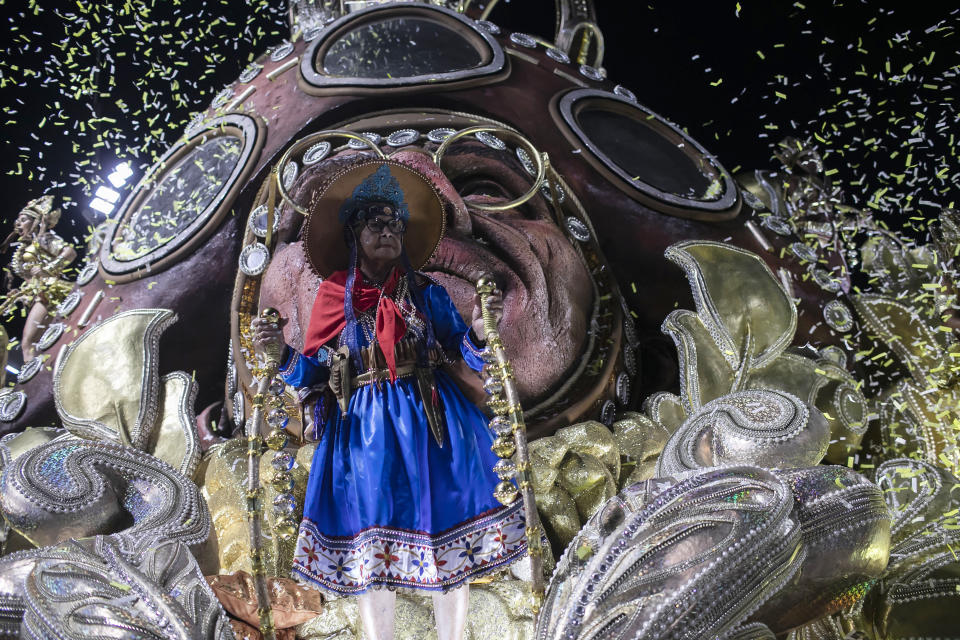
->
<box><xmin>424</xmin><ymin>201</ymin><xmax>590</xmax><ymax>402</ymax></box>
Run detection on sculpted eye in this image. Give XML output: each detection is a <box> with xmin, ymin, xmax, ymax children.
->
<box><xmin>555</xmin><ymin>89</ymin><xmax>740</xmax><ymax>220</ymax></box>
<box><xmin>455</xmin><ymin>178</ymin><xmax>511</xmax><ymax>200</ymax></box>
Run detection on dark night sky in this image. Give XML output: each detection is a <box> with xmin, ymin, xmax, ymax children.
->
<box><xmin>0</xmin><ymin>1</ymin><xmax>957</xmax><ymax>245</ymax></box>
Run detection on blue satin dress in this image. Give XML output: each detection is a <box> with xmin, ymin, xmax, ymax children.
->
<box><xmin>285</xmin><ymin>283</ymin><xmax>526</xmax><ymax>594</ymax></box>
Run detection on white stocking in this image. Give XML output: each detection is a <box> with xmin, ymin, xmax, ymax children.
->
<box><xmin>432</xmin><ymin>585</ymin><xmax>469</xmax><ymax>640</ymax></box>
<box><xmin>358</xmin><ymin>589</ymin><xmax>396</xmax><ymax>640</ymax></box>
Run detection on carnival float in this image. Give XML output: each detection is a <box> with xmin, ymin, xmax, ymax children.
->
<box><xmin>0</xmin><ymin>1</ymin><xmax>957</xmax><ymax>639</ymax></box>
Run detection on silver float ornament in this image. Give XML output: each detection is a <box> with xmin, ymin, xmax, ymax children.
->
<box><xmin>17</xmin><ymin>357</ymin><xmax>44</xmax><ymax>384</ymax></box>
<box><xmin>790</xmin><ymin>241</ymin><xmax>818</xmax><ymax>262</ymax></box>
<box><xmin>211</xmin><ymin>87</ymin><xmax>233</xmax><ymax>108</ymax></box>
<box><xmin>823</xmin><ymin>300</ymin><xmax>854</xmax><ymax>332</ymax></box>
<box><xmin>0</xmin><ymin>391</ymin><xmax>26</xmax><ymax>422</ymax></box>
<box><xmin>565</xmin><ymin>217</ymin><xmax>591</xmax><ymax>242</ymax></box>
<box><xmin>247</xmin><ymin>204</ymin><xmax>280</xmax><ymax>238</ymax></box>
<box><xmin>386</xmin><ymin>129</ymin><xmax>419</xmax><ymax>147</ymax></box>
<box><xmin>239</xmin><ymin>243</ymin><xmax>270</xmax><ymax>276</ymax></box>
<box><xmin>613</xmin><ymin>84</ymin><xmax>637</xmax><ymax>102</ymax></box>
<box><xmin>347</xmin><ymin>132</ymin><xmax>381</xmax><ymax>149</ymax></box>
<box><xmin>238</xmin><ymin>63</ymin><xmax>262</xmax><ymax>83</ymax></box>
<box><xmin>509</xmin><ymin>32</ymin><xmax>537</xmax><ymax>48</ymax></box>
<box><xmin>546</xmin><ymin>48</ymin><xmax>571</xmax><ymax>64</ymax></box>
<box><xmin>810</xmin><ymin>266</ymin><xmax>842</xmax><ymax>292</ymax></box>
<box><xmin>281</xmin><ymin>161</ymin><xmax>299</xmax><ymax>190</ymax></box>
<box><xmin>302</xmin><ymin>141</ymin><xmax>332</xmax><ymax>165</ymax></box>
<box><xmin>75</xmin><ymin>261</ymin><xmax>99</xmax><ymax>286</ymax></box>
<box><xmin>579</xmin><ymin>64</ymin><xmax>605</xmax><ymax>81</ymax></box>
<box><xmin>762</xmin><ymin>215</ymin><xmax>792</xmax><ymax>236</ymax></box>
<box><xmin>427</xmin><ymin>128</ymin><xmax>455</xmax><ymax>143</ymax></box>
<box><xmin>516</xmin><ymin>147</ymin><xmax>537</xmax><ymax>176</ymax></box>
<box><xmin>55</xmin><ymin>290</ymin><xmax>83</xmax><ymax>317</ymax></box>
<box><xmin>475</xmin><ymin>131</ymin><xmax>506</xmax><ymax>150</ymax></box>
<box><xmin>474</xmin><ymin>20</ymin><xmax>500</xmax><ymax>35</ymax></box>
<box><xmin>35</xmin><ymin>323</ymin><xmax>64</xmax><ymax>352</ymax></box>
<box><xmin>270</xmin><ymin>41</ymin><xmax>294</xmax><ymax>61</ymax></box>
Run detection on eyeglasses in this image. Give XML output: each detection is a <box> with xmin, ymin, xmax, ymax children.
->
<box><xmin>364</xmin><ymin>217</ymin><xmax>406</xmax><ymax>234</ymax></box>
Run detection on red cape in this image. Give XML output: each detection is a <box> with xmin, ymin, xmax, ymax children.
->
<box><xmin>302</xmin><ymin>268</ymin><xmax>407</xmax><ymax>380</ymax></box>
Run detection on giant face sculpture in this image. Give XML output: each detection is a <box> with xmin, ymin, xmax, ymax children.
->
<box><xmin>3</xmin><ymin>2</ymin><xmax>847</xmax><ymax>439</ymax></box>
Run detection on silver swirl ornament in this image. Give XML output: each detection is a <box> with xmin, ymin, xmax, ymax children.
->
<box><xmin>21</xmin><ymin>537</ymin><xmax>233</xmax><ymax>640</ymax></box>
<box><xmin>537</xmin><ymin>465</ymin><xmax>804</xmax><ymax>640</ymax></box>
<box><xmin>656</xmin><ymin>389</ymin><xmax>830</xmax><ymax>478</ymax></box>
<box><xmin>867</xmin><ymin>458</ymin><xmax>960</xmax><ymax>638</ymax></box>
<box><xmin>752</xmin><ymin>466</ymin><xmax>891</xmax><ymax>633</ymax></box>
<box><xmin>0</xmin><ymin>439</ymin><xmax>209</xmax><ymax>549</ymax></box>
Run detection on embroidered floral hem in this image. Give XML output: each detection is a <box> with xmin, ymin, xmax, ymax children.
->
<box><xmin>291</xmin><ymin>501</ymin><xmax>527</xmax><ymax>594</ymax></box>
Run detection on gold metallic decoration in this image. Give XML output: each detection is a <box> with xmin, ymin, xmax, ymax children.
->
<box><xmin>242</xmin><ymin>306</ymin><xmax>283</xmax><ymax>640</ymax></box>
<box><xmin>656</xmin><ymin>240</ymin><xmax>868</xmax><ymax>464</ymax></box>
<box><xmin>477</xmin><ymin>275</ymin><xmax>546</xmax><ymax>611</ymax></box>
<box><xmin>54</xmin><ymin>308</ymin><xmax>177</xmax><ymax>448</ymax></box>
<box><xmin>433</xmin><ymin>126</ymin><xmax>547</xmax><ymax>211</ymax></box>
<box><xmin>274</xmin><ymin>130</ymin><xmax>387</xmax><ymax>216</ymax></box>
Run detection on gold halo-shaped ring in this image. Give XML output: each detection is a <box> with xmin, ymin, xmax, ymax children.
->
<box><xmin>275</xmin><ymin>129</ymin><xmax>387</xmax><ymax>216</ymax></box>
<box><xmin>432</xmin><ymin>126</ymin><xmax>546</xmax><ymax>212</ymax></box>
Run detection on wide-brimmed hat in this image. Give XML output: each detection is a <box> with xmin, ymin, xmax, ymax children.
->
<box><xmin>304</xmin><ymin>160</ymin><xmax>445</xmax><ymax>278</ymax></box>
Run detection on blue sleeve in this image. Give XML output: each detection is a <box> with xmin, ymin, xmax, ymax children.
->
<box><xmin>423</xmin><ymin>284</ymin><xmax>485</xmax><ymax>372</ymax></box>
<box><xmin>278</xmin><ymin>345</ymin><xmax>330</xmax><ymax>388</ymax></box>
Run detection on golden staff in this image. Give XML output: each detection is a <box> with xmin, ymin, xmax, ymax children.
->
<box><xmin>245</xmin><ymin>307</ymin><xmax>282</xmax><ymax>640</ymax></box>
<box><xmin>475</xmin><ymin>275</ymin><xmax>545</xmax><ymax>611</ymax></box>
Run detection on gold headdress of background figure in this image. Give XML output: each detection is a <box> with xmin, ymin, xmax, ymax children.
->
<box><xmin>1</xmin><ymin>195</ymin><xmax>77</xmax><ymax>359</ymax></box>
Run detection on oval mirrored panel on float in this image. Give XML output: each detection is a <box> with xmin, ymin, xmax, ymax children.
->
<box><xmin>554</xmin><ymin>89</ymin><xmax>740</xmax><ymax>220</ymax></box>
<box><xmin>99</xmin><ymin>114</ymin><xmax>264</xmax><ymax>279</ymax></box>
<box><xmin>299</xmin><ymin>4</ymin><xmax>505</xmax><ymax>93</ymax></box>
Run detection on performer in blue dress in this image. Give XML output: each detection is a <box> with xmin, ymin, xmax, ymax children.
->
<box><xmin>253</xmin><ymin>160</ymin><xmax>526</xmax><ymax>640</ymax></box>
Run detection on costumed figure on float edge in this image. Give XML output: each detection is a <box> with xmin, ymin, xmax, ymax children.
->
<box><xmin>1</xmin><ymin>195</ymin><xmax>76</xmax><ymax>359</ymax></box>
<box><xmin>252</xmin><ymin>161</ymin><xmax>528</xmax><ymax>640</ymax></box>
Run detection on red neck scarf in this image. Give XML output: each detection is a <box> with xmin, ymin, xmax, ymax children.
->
<box><xmin>303</xmin><ymin>267</ymin><xmax>407</xmax><ymax>380</ymax></box>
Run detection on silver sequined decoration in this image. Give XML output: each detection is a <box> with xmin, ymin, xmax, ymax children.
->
<box><xmin>823</xmin><ymin>300</ymin><xmax>854</xmax><ymax>333</ymax></box>
<box><xmin>565</xmin><ymin>217</ymin><xmax>591</xmax><ymax>242</ymax></box>
<box><xmin>789</xmin><ymin>241</ymin><xmax>818</xmax><ymax>262</ymax></box>
<box><xmin>17</xmin><ymin>358</ymin><xmax>44</xmax><ymax>384</ymax></box>
<box><xmin>546</xmin><ymin>48</ymin><xmax>570</xmax><ymax>64</ymax></box>
<box><xmin>761</xmin><ymin>215</ymin><xmax>792</xmax><ymax>236</ymax></box>
<box><xmin>75</xmin><ymin>261</ymin><xmax>99</xmax><ymax>286</ymax></box>
<box><xmin>615</xmin><ymin>372</ymin><xmax>631</xmax><ymax>406</ymax></box>
<box><xmin>303</xmin><ymin>140</ymin><xmax>332</xmax><ymax>165</ymax></box>
<box><xmin>509</xmin><ymin>32</ymin><xmax>537</xmax><ymax>48</ymax></box>
<box><xmin>347</xmin><ymin>131</ymin><xmax>382</xmax><ymax>149</ymax></box>
<box><xmin>211</xmin><ymin>87</ymin><xmax>233</xmax><ymax>108</ymax></box>
<box><xmin>281</xmin><ymin>161</ymin><xmax>299</xmax><ymax>190</ymax></box>
<box><xmin>270</xmin><ymin>41</ymin><xmax>295</xmax><ymax>61</ymax></box>
<box><xmin>427</xmin><ymin>128</ymin><xmax>456</xmax><ymax>143</ymax></box>
<box><xmin>613</xmin><ymin>84</ymin><xmax>637</xmax><ymax>102</ymax></box>
<box><xmin>238</xmin><ymin>63</ymin><xmax>262</xmax><ymax>83</ymax></box>
<box><xmin>239</xmin><ymin>243</ymin><xmax>270</xmax><ymax>277</ymax></box>
<box><xmin>475</xmin><ymin>131</ymin><xmax>506</xmax><ymax>150</ymax></box>
<box><xmin>36</xmin><ymin>323</ymin><xmax>64</xmax><ymax>352</ymax></box>
<box><xmin>579</xmin><ymin>64</ymin><xmax>605</xmax><ymax>81</ymax></box>
<box><xmin>247</xmin><ymin>204</ymin><xmax>280</xmax><ymax>238</ymax></box>
<box><xmin>600</xmin><ymin>399</ymin><xmax>616</xmax><ymax>426</ymax></box>
<box><xmin>809</xmin><ymin>266</ymin><xmax>841</xmax><ymax>293</ymax></box>
<box><xmin>474</xmin><ymin>19</ymin><xmax>500</xmax><ymax>35</ymax></box>
<box><xmin>0</xmin><ymin>392</ymin><xmax>26</xmax><ymax>422</ymax></box>
<box><xmin>386</xmin><ymin>129</ymin><xmax>419</xmax><ymax>147</ymax></box>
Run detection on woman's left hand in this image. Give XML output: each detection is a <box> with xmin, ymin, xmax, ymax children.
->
<box><xmin>471</xmin><ymin>289</ymin><xmax>503</xmax><ymax>340</ymax></box>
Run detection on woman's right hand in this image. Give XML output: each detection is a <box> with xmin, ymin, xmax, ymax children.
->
<box><xmin>251</xmin><ymin>315</ymin><xmax>284</xmax><ymax>360</ymax></box>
